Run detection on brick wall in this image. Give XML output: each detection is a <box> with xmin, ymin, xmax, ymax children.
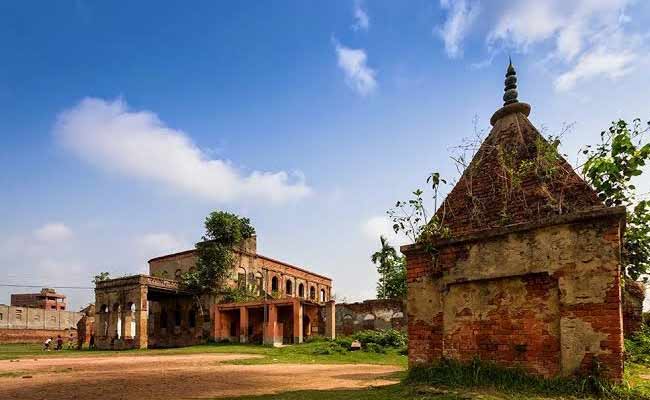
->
<box><xmin>0</xmin><ymin>328</ymin><xmax>77</xmax><ymax>344</ymax></box>
<box><xmin>403</xmin><ymin>211</ymin><xmax>625</xmax><ymax>381</ymax></box>
<box><xmin>335</xmin><ymin>299</ymin><xmax>405</xmax><ymax>335</ymax></box>
<box><xmin>622</xmin><ymin>279</ymin><xmax>645</xmax><ymax>338</ymax></box>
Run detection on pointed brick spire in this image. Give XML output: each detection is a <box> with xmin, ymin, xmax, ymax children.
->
<box><xmin>503</xmin><ymin>57</ymin><xmax>519</xmax><ymax>105</ymax></box>
<box><xmin>433</xmin><ymin>60</ymin><xmax>604</xmax><ymax>237</ymax></box>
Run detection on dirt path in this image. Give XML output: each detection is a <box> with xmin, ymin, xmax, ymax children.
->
<box><xmin>0</xmin><ymin>353</ymin><xmax>402</xmax><ymax>399</ymax></box>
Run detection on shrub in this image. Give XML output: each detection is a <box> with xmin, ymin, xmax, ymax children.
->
<box><xmin>309</xmin><ymin>342</ymin><xmax>347</xmax><ymax>355</ymax></box>
<box><xmin>334</xmin><ymin>337</ymin><xmax>353</xmax><ymax>349</ymax></box>
<box><xmin>352</xmin><ymin>329</ymin><xmax>407</xmax><ymax>348</ymax></box>
<box><xmin>625</xmin><ymin>324</ymin><xmax>650</xmax><ymax>364</ymax></box>
<box><xmin>363</xmin><ymin>343</ymin><xmax>386</xmax><ymax>354</ymax></box>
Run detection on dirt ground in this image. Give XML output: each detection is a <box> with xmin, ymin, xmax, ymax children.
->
<box><xmin>0</xmin><ymin>353</ymin><xmax>402</xmax><ymax>399</ymax></box>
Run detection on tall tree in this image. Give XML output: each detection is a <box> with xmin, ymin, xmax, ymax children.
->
<box><xmin>371</xmin><ymin>236</ymin><xmax>407</xmax><ymax>300</ymax></box>
<box><xmin>182</xmin><ymin>211</ymin><xmax>256</xmax><ymax>303</ymax></box>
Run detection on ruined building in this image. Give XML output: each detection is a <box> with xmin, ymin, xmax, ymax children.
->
<box><xmin>94</xmin><ymin>236</ymin><xmax>334</xmax><ymax>349</ymax></box>
<box><xmin>402</xmin><ymin>62</ymin><xmax>626</xmax><ymax>380</ymax></box>
<box><xmin>11</xmin><ymin>288</ymin><xmax>67</xmax><ymax>310</ymax></box>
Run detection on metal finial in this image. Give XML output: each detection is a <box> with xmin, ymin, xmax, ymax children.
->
<box><xmin>503</xmin><ymin>58</ymin><xmax>519</xmax><ymax>105</ymax></box>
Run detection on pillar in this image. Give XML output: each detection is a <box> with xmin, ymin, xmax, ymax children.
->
<box><xmin>134</xmin><ymin>287</ymin><xmax>148</xmax><ymax>349</ymax></box>
<box><xmin>264</xmin><ymin>304</ymin><xmax>279</xmax><ymax>346</ymax></box>
<box><xmin>325</xmin><ymin>300</ymin><xmax>336</xmax><ymax>340</ymax></box>
<box><xmin>293</xmin><ymin>299</ymin><xmax>303</xmax><ymax>344</ymax></box>
<box><xmin>239</xmin><ymin>306</ymin><xmax>249</xmax><ymax>343</ymax></box>
<box><xmin>211</xmin><ymin>304</ymin><xmax>222</xmax><ymax>341</ymax></box>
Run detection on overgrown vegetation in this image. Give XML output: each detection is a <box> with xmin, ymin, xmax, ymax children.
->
<box><xmin>625</xmin><ymin>324</ymin><xmax>650</xmax><ymax>364</ymax></box>
<box><xmin>180</xmin><ymin>211</ymin><xmax>257</xmax><ymax>316</ymax></box>
<box><xmin>582</xmin><ymin>119</ymin><xmax>650</xmax><ymax>281</ymax></box>
<box><xmin>407</xmin><ymin>358</ymin><xmax>650</xmax><ymax>400</ymax></box>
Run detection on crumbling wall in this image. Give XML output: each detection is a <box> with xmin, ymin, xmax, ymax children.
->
<box><xmin>404</xmin><ymin>211</ymin><xmax>625</xmax><ymax>381</ymax></box>
<box><xmin>335</xmin><ymin>299</ymin><xmax>405</xmax><ymax>336</ymax></box>
<box><xmin>623</xmin><ymin>279</ymin><xmax>645</xmax><ymax>337</ymax></box>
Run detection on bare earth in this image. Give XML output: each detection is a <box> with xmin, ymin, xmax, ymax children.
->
<box><xmin>0</xmin><ymin>353</ymin><xmax>402</xmax><ymax>399</ymax></box>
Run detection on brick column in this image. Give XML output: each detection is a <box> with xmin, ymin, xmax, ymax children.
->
<box><xmin>264</xmin><ymin>304</ymin><xmax>279</xmax><ymax>346</ymax></box>
<box><xmin>293</xmin><ymin>299</ymin><xmax>303</xmax><ymax>344</ymax></box>
<box><xmin>134</xmin><ymin>286</ymin><xmax>148</xmax><ymax>349</ymax></box>
<box><xmin>325</xmin><ymin>300</ymin><xmax>336</xmax><ymax>340</ymax></box>
<box><xmin>211</xmin><ymin>305</ymin><xmax>222</xmax><ymax>341</ymax></box>
<box><xmin>239</xmin><ymin>307</ymin><xmax>249</xmax><ymax>343</ymax></box>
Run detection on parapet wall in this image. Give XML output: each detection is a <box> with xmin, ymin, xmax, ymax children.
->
<box><xmin>0</xmin><ymin>305</ymin><xmax>82</xmax><ymax>330</ymax></box>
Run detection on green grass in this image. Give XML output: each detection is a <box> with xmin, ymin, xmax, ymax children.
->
<box><xmin>0</xmin><ymin>342</ymin><xmax>407</xmax><ymax>367</ymax></box>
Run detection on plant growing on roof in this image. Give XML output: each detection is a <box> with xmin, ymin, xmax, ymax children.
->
<box><xmin>181</xmin><ymin>211</ymin><xmax>256</xmax><ymax>311</ymax></box>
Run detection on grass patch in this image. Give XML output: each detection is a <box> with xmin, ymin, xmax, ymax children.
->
<box><xmin>213</xmin><ymin>342</ymin><xmax>407</xmax><ymax>367</ymax></box>
<box><xmin>407</xmin><ymin>358</ymin><xmax>649</xmax><ymax>400</ymax></box>
<box><xmin>0</xmin><ymin>342</ymin><xmax>407</xmax><ymax>367</ymax></box>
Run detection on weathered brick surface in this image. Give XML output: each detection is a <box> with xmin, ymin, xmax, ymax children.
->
<box><xmin>622</xmin><ymin>278</ymin><xmax>645</xmax><ymax>338</ymax></box>
<box><xmin>403</xmin><ymin>103</ymin><xmax>625</xmax><ymax>381</ymax></box>
<box><xmin>0</xmin><ymin>328</ymin><xmax>77</xmax><ymax>344</ymax></box>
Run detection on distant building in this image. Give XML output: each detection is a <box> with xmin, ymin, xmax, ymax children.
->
<box><xmin>94</xmin><ymin>235</ymin><xmax>335</xmax><ymax>350</ymax></box>
<box><xmin>11</xmin><ymin>288</ymin><xmax>67</xmax><ymax>310</ymax></box>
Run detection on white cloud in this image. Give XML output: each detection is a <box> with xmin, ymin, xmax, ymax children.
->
<box><xmin>437</xmin><ymin>0</ymin><xmax>480</xmax><ymax>59</ymax></box>
<box><xmin>54</xmin><ymin>98</ymin><xmax>311</xmax><ymax>205</ymax></box>
<box><xmin>333</xmin><ymin>40</ymin><xmax>377</xmax><ymax>96</ymax></box>
<box><xmin>352</xmin><ymin>0</ymin><xmax>370</xmax><ymax>32</ymax></box>
<box><xmin>436</xmin><ymin>0</ymin><xmax>644</xmax><ymax>91</ymax></box>
<box><xmin>34</xmin><ymin>223</ymin><xmax>73</xmax><ymax>242</ymax></box>
<box><xmin>554</xmin><ymin>45</ymin><xmax>636</xmax><ymax>92</ymax></box>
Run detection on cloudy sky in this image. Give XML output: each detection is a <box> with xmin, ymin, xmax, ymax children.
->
<box><xmin>1</xmin><ymin>1</ymin><xmax>649</xmax><ymax>310</ymax></box>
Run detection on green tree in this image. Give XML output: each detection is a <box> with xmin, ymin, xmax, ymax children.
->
<box><xmin>181</xmin><ymin>211</ymin><xmax>256</xmax><ymax>296</ymax></box>
<box><xmin>371</xmin><ymin>236</ymin><xmax>407</xmax><ymax>300</ymax></box>
<box><xmin>582</xmin><ymin>118</ymin><xmax>650</xmax><ymax>281</ymax></box>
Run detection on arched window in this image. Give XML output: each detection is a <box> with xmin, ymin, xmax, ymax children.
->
<box><xmin>285</xmin><ymin>279</ymin><xmax>293</xmax><ymax>295</ymax></box>
<box><xmin>320</xmin><ymin>289</ymin><xmax>326</xmax><ymax>302</ymax></box>
<box><xmin>100</xmin><ymin>304</ymin><xmax>108</xmax><ymax>313</ymax></box>
<box><xmin>175</xmin><ymin>269</ymin><xmax>182</xmax><ymax>280</ymax></box>
<box><xmin>271</xmin><ymin>276</ymin><xmax>279</xmax><ymax>293</ymax></box>
<box><xmin>309</xmin><ymin>286</ymin><xmax>316</xmax><ymax>300</ymax></box>
<box><xmin>237</xmin><ymin>267</ymin><xmax>246</xmax><ymax>288</ymax></box>
<box><xmin>298</xmin><ymin>283</ymin><xmax>305</xmax><ymax>298</ymax></box>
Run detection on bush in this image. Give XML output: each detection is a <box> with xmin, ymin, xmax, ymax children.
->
<box><xmin>363</xmin><ymin>343</ymin><xmax>386</xmax><ymax>354</ymax></box>
<box><xmin>309</xmin><ymin>341</ymin><xmax>347</xmax><ymax>355</ymax></box>
<box><xmin>334</xmin><ymin>337</ymin><xmax>353</xmax><ymax>349</ymax></box>
<box><xmin>625</xmin><ymin>324</ymin><xmax>650</xmax><ymax>364</ymax></box>
<box><xmin>352</xmin><ymin>329</ymin><xmax>407</xmax><ymax>348</ymax></box>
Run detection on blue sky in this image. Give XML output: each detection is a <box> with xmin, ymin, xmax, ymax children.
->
<box><xmin>1</xmin><ymin>1</ymin><xmax>650</xmax><ymax>309</ymax></box>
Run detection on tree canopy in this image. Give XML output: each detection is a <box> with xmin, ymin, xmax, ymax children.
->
<box><xmin>181</xmin><ymin>211</ymin><xmax>256</xmax><ymax>294</ymax></box>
